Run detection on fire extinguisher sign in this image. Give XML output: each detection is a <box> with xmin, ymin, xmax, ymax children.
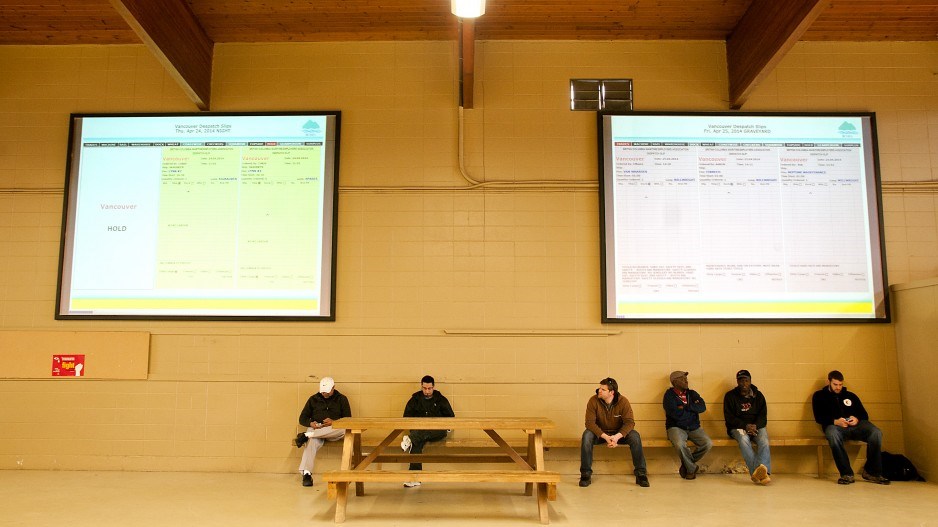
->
<box><xmin>52</xmin><ymin>355</ymin><xmax>86</xmax><ymax>377</ymax></box>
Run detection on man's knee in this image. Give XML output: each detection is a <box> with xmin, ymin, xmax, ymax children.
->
<box><xmin>824</xmin><ymin>425</ymin><xmax>844</xmax><ymax>445</ymax></box>
<box><xmin>581</xmin><ymin>429</ymin><xmax>597</xmax><ymax>445</ymax></box>
<box><xmin>867</xmin><ymin>425</ymin><xmax>883</xmax><ymax>444</ymax></box>
<box><xmin>624</xmin><ymin>430</ymin><xmax>642</xmax><ymax>447</ymax></box>
<box><xmin>667</xmin><ymin>428</ymin><xmax>686</xmax><ymax>448</ymax></box>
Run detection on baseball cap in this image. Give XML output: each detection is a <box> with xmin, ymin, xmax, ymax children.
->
<box><xmin>736</xmin><ymin>369</ymin><xmax>752</xmax><ymax>380</ymax></box>
<box><xmin>669</xmin><ymin>371</ymin><xmax>688</xmax><ymax>383</ymax></box>
<box><xmin>319</xmin><ymin>377</ymin><xmax>335</xmax><ymax>393</ymax></box>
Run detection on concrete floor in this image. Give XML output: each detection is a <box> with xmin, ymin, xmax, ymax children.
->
<box><xmin>0</xmin><ymin>470</ymin><xmax>936</xmax><ymax>526</ymax></box>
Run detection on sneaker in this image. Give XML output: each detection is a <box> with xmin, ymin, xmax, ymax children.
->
<box><xmin>679</xmin><ymin>464</ymin><xmax>687</xmax><ymax>479</ymax></box>
<box><xmin>861</xmin><ymin>470</ymin><xmax>891</xmax><ymax>485</ymax></box>
<box><xmin>403</xmin><ymin>480</ymin><xmax>421</xmax><ymax>488</ymax></box>
<box><xmin>752</xmin><ymin>464</ymin><xmax>768</xmax><ymax>485</ymax></box>
<box><xmin>401</xmin><ymin>435</ymin><xmax>412</xmax><ymax>452</ymax></box>
<box><xmin>837</xmin><ymin>475</ymin><xmax>855</xmax><ymax>485</ymax></box>
<box><xmin>294</xmin><ymin>432</ymin><xmax>309</xmax><ymax>448</ymax></box>
<box><xmin>302</xmin><ymin>473</ymin><xmax>313</xmax><ymax>487</ymax></box>
<box><xmin>636</xmin><ymin>474</ymin><xmax>650</xmax><ymax>487</ymax></box>
<box><xmin>578</xmin><ymin>477</ymin><xmax>591</xmax><ymax>487</ymax></box>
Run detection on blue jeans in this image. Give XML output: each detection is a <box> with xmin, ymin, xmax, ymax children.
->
<box><xmin>667</xmin><ymin>426</ymin><xmax>712</xmax><ymax>473</ymax></box>
<box><xmin>823</xmin><ymin>420</ymin><xmax>883</xmax><ymax>477</ymax></box>
<box><xmin>729</xmin><ymin>428</ymin><xmax>772</xmax><ymax>474</ymax></box>
<box><xmin>580</xmin><ymin>429</ymin><xmax>647</xmax><ymax>478</ymax></box>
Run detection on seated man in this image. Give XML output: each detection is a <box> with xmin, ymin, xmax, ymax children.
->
<box><xmin>663</xmin><ymin>370</ymin><xmax>712</xmax><ymax>480</ymax></box>
<box><xmin>295</xmin><ymin>377</ymin><xmax>351</xmax><ymax>487</ymax></box>
<box><xmin>579</xmin><ymin>377</ymin><xmax>649</xmax><ymax>488</ymax></box>
<box><xmin>723</xmin><ymin>369</ymin><xmax>771</xmax><ymax>485</ymax></box>
<box><xmin>401</xmin><ymin>375</ymin><xmax>455</xmax><ymax>488</ymax></box>
<box><xmin>812</xmin><ymin>370</ymin><xmax>889</xmax><ymax>485</ymax></box>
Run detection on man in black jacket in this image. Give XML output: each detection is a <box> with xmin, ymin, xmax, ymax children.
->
<box><xmin>401</xmin><ymin>375</ymin><xmax>455</xmax><ymax>487</ymax></box>
<box><xmin>295</xmin><ymin>377</ymin><xmax>352</xmax><ymax>487</ymax></box>
<box><xmin>812</xmin><ymin>370</ymin><xmax>889</xmax><ymax>485</ymax></box>
<box><xmin>723</xmin><ymin>369</ymin><xmax>771</xmax><ymax>485</ymax></box>
<box><xmin>663</xmin><ymin>371</ymin><xmax>712</xmax><ymax>480</ymax></box>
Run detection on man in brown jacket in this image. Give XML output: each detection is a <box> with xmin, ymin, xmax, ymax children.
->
<box><xmin>579</xmin><ymin>377</ymin><xmax>650</xmax><ymax>487</ymax></box>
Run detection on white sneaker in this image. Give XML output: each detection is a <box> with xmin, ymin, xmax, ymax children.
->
<box><xmin>403</xmin><ymin>481</ymin><xmax>421</xmax><ymax>488</ymax></box>
<box><xmin>401</xmin><ymin>435</ymin><xmax>412</xmax><ymax>452</ymax></box>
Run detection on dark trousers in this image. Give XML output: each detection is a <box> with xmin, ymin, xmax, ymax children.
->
<box><xmin>408</xmin><ymin>429</ymin><xmax>447</xmax><ymax>470</ymax></box>
<box><xmin>823</xmin><ymin>420</ymin><xmax>884</xmax><ymax>477</ymax></box>
<box><xmin>580</xmin><ymin>429</ymin><xmax>647</xmax><ymax>478</ymax></box>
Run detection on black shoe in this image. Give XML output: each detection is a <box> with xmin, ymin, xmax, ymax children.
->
<box><xmin>636</xmin><ymin>474</ymin><xmax>650</xmax><ymax>487</ymax></box>
<box><xmin>837</xmin><ymin>475</ymin><xmax>855</xmax><ymax>485</ymax></box>
<box><xmin>861</xmin><ymin>470</ymin><xmax>890</xmax><ymax>485</ymax></box>
<box><xmin>294</xmin><ymin>432</ymin><xmax>309</xmax><ymax>448</ymax></box>
<box><xmin>578</xmin><ymin>477</ymin><xmax>591</xmax><ymax>487</ymax></box>
<box><xmin>302</xmin><ymin>473</ymin><xmax>313</xmax><ymax>487</ymax></box>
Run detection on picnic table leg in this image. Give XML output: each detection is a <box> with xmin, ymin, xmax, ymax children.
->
<box><xmin>334</xmin><ymin>482</ymin><xmax>348</xmax><ymax>523</ymax></box>
<box><xmin>525</xmin><ymin>431</ymin><xmax>536</xmax><ymax>496</ymax></box>
<box><xmin>353</xmin><ymin>433</ymin><xmax>364</xmax><ymax>496</ymax></box>
<box><xmin>531</xmin><ymin>429</ymin><xmax>555</xmax><ymax>501</ymax></box>
<box><xmin>536</xmin><ymin>482</ymin><xmax>550</xmax><ymax>524</ymax></box>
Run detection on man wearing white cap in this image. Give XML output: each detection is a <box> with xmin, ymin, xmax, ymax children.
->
<box><xmin>295</xmin><ymin>377</ymin><xmax>351</xmax><ymax>487</ymax></box>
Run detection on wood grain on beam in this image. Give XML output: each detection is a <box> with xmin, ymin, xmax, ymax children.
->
<box><xmin>727</xmin><ymin>0</ymin><xmax>830</xmax><ymax>109</ymax></box>
<box><xmin>459</xmin><ymin>18</ymin><xmax>475</xmax><ymax>109</ymax></box>
<box><xmin>110</xmin><ymin>0</ymin><xmax>214</xmax><ymax>110</ymax></box>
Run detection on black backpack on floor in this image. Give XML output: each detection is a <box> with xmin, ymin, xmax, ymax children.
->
<box><xmin>881</xmin><ymin>451</ymin><xmax>925</xmax><ymax>482</ymax></box>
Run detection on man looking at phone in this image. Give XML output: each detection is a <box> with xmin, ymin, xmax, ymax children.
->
<box><xmin>812</xmin><ymin>370</ymin><xmax>889</xmax><ymax>485</ymax></box>
<box><xmin>295</xmin><ymin>377</ymin><xmax>352</xmax><ymax>487</ymax></box>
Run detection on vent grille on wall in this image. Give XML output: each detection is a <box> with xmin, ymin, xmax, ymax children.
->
<box><xmin>570</xmin><ymin>79</ymin><xmax>633</xmax><ymax>111</ymax></box>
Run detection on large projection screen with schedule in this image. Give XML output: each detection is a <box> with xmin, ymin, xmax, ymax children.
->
<box><xmin>599</xmin><ymin>111</ymin><xmax>889</xmax><ymax>323</ymax></box>
<box><xmin>56</xmin><ymin>112</ymin><xmax>340</xmax><ymax>320</ymax></box>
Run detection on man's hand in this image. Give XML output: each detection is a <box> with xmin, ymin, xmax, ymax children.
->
<box><xmin>835</xmin><ymin>418</ymin><xmax>850</xmax><ymax>428</ymax></box>
<box><xmin>745</xmin><ymin>424</ymin><xmax>758</xmax><ymax>436</ymax></box>
<box><xmin>322</xmin><ymin>418</ymin><xmax>333</xmax><ymax>426</ymax></box>
<box><xmin>843</xmin><ymin>416</ymin><xmax>856</xmax><ymax>426</ymax></box>
<box><xmin>601</xmin><ymin>432</ymin><xmax>622</xmax><ymax>448</ymax></box>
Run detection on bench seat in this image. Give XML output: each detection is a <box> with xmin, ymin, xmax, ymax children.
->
<box><xmin>324</xmin><ymin>469</ymin><xmax>560</xmax><ymax>524</ymax></box>
<box><xmin>324</xmin><ymin>468</ymin><xmax>561</xmax><ymax>485</ymax></box>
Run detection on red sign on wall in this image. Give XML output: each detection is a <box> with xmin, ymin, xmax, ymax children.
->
<box><xmin>52</xmin><ymin>355</ymin><xmax>85</xmax><ymax>377</ymax></box>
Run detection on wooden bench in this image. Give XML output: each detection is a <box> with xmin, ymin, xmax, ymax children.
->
<box><xmin>321</xmin><ymin>436</ymin><xmax>864</xmax><ymax>478</ymax></box>
<box><xmin>432</xmin><ymin>436</ymin><xmax>864</xmax><ymax>477</ymax></box>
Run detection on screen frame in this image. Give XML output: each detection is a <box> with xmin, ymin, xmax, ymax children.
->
<box><xmin>55</xmin><ymin>110</ymin><xmax>341</xmax><ymax>321</ymax></box>
<box><xmin>598</xmin><ymin>110</ymin><xmax>890</xmax><ymax>324</ymax></box>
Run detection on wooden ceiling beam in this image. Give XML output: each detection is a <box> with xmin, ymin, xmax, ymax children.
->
<box><xmin>726</xmin><ymin>0</ymin><xmax>830</xmax><ymax>109</ymax></box>
<box><xmin>458</xmin><ymin>18</ymin><xmax>476</xmax><ymax>109</ymax></box>
<box><xmin>110</xmin><ymin>0</ymin><xmax>214</xmax><ymax>110</ymax></box>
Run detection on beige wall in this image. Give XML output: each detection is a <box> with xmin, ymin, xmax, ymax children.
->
<box><xmin>1</xmin><ymin>40</ymin><xmax>935</xmax><ymax>473</ymax></box>
<box><xmin>892</xmin><ymin>278</ymin><xmax>938</xmax><ymax>481</ymax></box>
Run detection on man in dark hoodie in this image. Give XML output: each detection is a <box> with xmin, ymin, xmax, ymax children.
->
<box><xmin>663</xmin><ymin>370</ymin><xmax>712</xmax><ymax>480</ymax></box>
<box><xmin>295</xmin><ymin>377</ymin><xmax>352</xmax><ymax>487</ymax></box>
<box><xmin>812</xmin><ymin>370</ymin><xmax>889</xmax><ymax>485</ymax></box>
<box><xmin>723</xmin><ymin>369</ymin><xmax>771</xmax><ymax>485</ymax></box>
<box><xmin>401</xmin><ymin>375</ymin><xmax>455</xmax><ymax>487</ymax></box>
<box><xmin>579</xmin><ymin>377</ymin><xmax>650</xmax><ymax>488</ymax></box>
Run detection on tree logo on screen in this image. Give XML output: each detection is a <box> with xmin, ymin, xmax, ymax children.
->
<box><xmin>838</xmin><ymin>122</ymin><xmax>859</xmax><ymax>138</ymax></box>
<box><xmin>302</xmin><ymin>120</ymin><xmax>323</xmax><ymax>138</ymax></box>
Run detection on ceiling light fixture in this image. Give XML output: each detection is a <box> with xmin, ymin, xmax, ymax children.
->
<box><xmin>451</xmin><ymin>0</ymin><xmax>485</xmax><ymax>18</ymax></box>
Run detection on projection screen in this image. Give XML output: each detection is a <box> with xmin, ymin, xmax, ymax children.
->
<box><xmin>599</xmin><ymin>111</ymin><xmax>889</xmax><ymax>323</ymax></box>
<box><xmin>56</xmin><ymin>112</ymin><xmax>340</xmax><ymax>320</ymax></box>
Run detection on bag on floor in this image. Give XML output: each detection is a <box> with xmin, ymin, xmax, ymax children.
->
<box><xmin>881</xmin><ymin>451</ymin><xmax>925</xmax><ymax>481</ymax></box>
